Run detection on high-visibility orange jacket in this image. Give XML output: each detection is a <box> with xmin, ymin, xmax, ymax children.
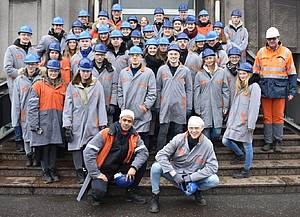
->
<box><xmin>253</xmin><ymin>43</ymin><xmax>297</xmax><ymax>98</ymax></box>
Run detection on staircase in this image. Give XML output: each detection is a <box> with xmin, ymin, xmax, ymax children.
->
<box><xmin>1</xmin><ymin>116</ymin><xmax>300</xmax><ymax>196</ymax></box>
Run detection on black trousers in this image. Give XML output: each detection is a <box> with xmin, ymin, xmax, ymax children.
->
<box><xmin>92</xmin><ymin>163</ymin><xmax>147</xmax><ymax>201</ymax></box>
<box><xmin>39</xmin><ymin>145</ymin><xmax>57</xmax><ymax>171</ymax></box>
<box><xmin>156</xmin><ymin>122</ymin><xmax>184</xmax><ymax>151</ymax></box>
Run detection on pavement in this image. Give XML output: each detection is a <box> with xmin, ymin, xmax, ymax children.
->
<box><xmin>0</xmin><ymin>193</ymin><xmax>300</xmax><ymax>217</ymax></box>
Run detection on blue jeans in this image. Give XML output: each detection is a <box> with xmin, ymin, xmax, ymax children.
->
<box><xmin>202</xmin><ymin>127</ymin><xmax>221</xmax><ymax>140</ymax></box>
<box><xmin>150</xmin><ymin>162</ymin><xmax>219</xmax><ymax>194</ymax></box>
<box><xmin>14</xmin><ymin>126</ymin><xmax>23</xmax><ymax>141</ymax></box>
<box><xmin>222</xmin><ymin>138</ymin><xmax>253</xmax><ymax>171</ymax></box>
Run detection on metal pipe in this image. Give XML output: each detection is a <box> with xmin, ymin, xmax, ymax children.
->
<box><xmin>215</xmin><ymin>0</ymin><xmax>220</xmax><ymax>21</ymax></box>
<box><xmin>94</xmin><ymin>0</ymin><xmax>99</xmax><ymax>22</ymax></box>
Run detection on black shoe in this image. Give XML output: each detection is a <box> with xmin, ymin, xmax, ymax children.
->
<box><xmin>194</xmin><ymin>191</ymin><xmax>207</xmax><ymax>206</ymax></box>
<box><xmin>273</xmin><ymin>140</ymin><xmax>283</xmax><ymax>153</ymax></box>
<box><xmin>16</xmin><ymin>141</ymin><xmax>24</xmax><ymax>152</ymax></box>
<box><xmin>49</xmin><ymin>168</ymin><xmax>60</xmax><ymax>182</ymax></box>
<box><xmin>42</xmin><ymin>170</ymin><xmax>53</xmax><ymax>184</ymax></box>
<box><xmin>26</xmin><ymin>154</ymin><xmax>33</xmax><ymax>167</ymax></box>
<box><xmin>230</xmin><ymin>155</ymin><xmax>245</xmax><ymax>165</ymax></box>
<box><xmin>233</xmin><ymin>169</ymin><xmax>250</xmax><ymax>179</ymax></box>
<box><xmin>149</xmin><ymin>193</ymin><xmax>160</xmax><ymax>213</ymax></box>
<box><xmin>76</xmin><ymin>169</ymin><xmax>85</xmax><ymax>184</ymax></box>
<box><xmin>262</xmin><ymin>143</ymin><xmax>273</xmax><ymax>151</ymax></box>
<box><xmin>126</xmin><ymin>188</ymin><xmax>147</xmax><ymax>204</ymax></box>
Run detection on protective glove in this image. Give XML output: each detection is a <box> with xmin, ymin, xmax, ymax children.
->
<box><xmin>173</xmin><ymin>174</ymin><xmax>184</xmax><ymax>185</ymax></box>
<box><xmin>64</xmin><ymin>127</ymin><xmax>73</xmax><ymax>143</ymax></box>
<box><xmin>106</xmin><ymin>105</ymin><xmax>116</xmax><ymax>116</ymax></box>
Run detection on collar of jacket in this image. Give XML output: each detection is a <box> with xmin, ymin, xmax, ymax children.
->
<box><xmin>197</xmin><ymin>20</ymin><xmax>211</xmax><ymax>27</ymax></box>
<box><xmin>93</xmin><ymin>58</ymin><xmax>114</xmax><ymax>73</ymax></box>
<box><xmin>13</xmin><ymin>38</ymin><xmax>32</xmax><ymax>51</ymax></box>
<box><xmin>184</xmin><ymin>131</ymin><xmax>205</xmax><ymax>144</ymax></box>
<box><xmin>108</xmin><ymin>122</ymin><xmax>137</xmax><ymax>136</ymax></box>
<box><xmin>126</xmin><ymin>64</ymin><xmax>145</xmax><ymax>72</ymax></box>
<box><xmin>204</xmin><ymin>63</ymin><xmax>219</xmax><ymax>74</ymax></box>
<box><xmin>229</xmin><ymin>20</ymin><xmax>243</xmax><ymax>31</ymax></box>
<box><xmin>107</xmin><ymin>42</ymin><xmax>127</xmax><ymax>55</ymax></box>
<box><xmin>265</xmin><ymin>41</ymin><xmax>282</xmax><ymax>51</ymax></box>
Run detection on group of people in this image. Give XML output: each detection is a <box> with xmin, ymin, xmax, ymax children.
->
<box><xmin>3</xmin><ymin>2</ymin><xmax>297</xmax><ymax>213</ymax></box>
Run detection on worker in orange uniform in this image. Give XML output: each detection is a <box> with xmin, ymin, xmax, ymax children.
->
<box><xmin>253</xmin><ymin>27</ymin><xmax>297</xmax><ymax>152</ymax></box>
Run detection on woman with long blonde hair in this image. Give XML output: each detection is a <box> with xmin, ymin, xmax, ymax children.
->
<box><xmin>222</xmin><ymin>62</ymin><xmax>261</xmax><ymax>179</ymax></box>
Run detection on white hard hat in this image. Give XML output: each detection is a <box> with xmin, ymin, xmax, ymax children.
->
<box><xmin>120</xmin><ymin>109</ymin><xmax>135</xmax><ymax>120</ymax></box>
<box><xmin>188</xmin><ymin>116</ymin><xmax>205</xmax><ymax>128</ymax></box>
<box><xmin>266</xmin><ymin>27</ymin><xmax>280</xmax><ymax>39</ymax></box>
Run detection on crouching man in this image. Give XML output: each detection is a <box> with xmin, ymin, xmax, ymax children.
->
<box><xmin>83</xmin><ymin>109</ymin><xmax>149</xmax><ymax>206</ymax></box>
<box><xmin>149</xmin><ymin>116</ymin><xmax>219</xmax><ymax>213</ymax></box>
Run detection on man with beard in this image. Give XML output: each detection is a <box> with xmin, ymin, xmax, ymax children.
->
<box><xmin>36</xmin><ymin>17</ymin><xmax>66</xmax><ymax>57</ymax></box>
<box><xmin>197</xmin><ymin>9</ymin><xmax>213</xmax><ymax>36</ymax></box>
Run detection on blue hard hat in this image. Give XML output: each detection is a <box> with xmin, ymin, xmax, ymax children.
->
<box><xmin>79</xmin><ymin>58</ymin><xmax>93</xmax><ymax>71</ymax></box>
<box><xmin>128</xmin><ymin>45</ymin><xmax>143</xmax><ymax>55</ymax></box>
<box><xmin>202</xmin><ymin>48</ymin><xmax>216</xmax><ymax>58</ymax></box>
<box><xmin>46</xmin><ymin>59</ymin><xmax>60</xmax><ymax>70</ymax></box>
<box><xmin>98</xmin><ymin>10</ymin><xmax>109</xmax><ymax>18</ymax></box>
<box><xmin>186</xmin><ymin>15</ymin><xmax>196</xmax><ymax>24</ymax></box>
<box><xmin>228</xmin><ymin>47</ymin><xmax>241</xmax><ymax>57</ymax></box>
<box><xmin>179</xmin><ymin>182</ymin><xmax>198</xmax><ymax>196</ymax></box>
<box><xmin>195</xmin><ymin>34</ymin><xmax>206</xmax><ymax>42</ymax></box>
<box><xmin>114</xmin><ymin>173</ymin><xmax>134</xmax><ymax>188</ymax></box>
<box><xmin>168</xmin><ymin>43</ymin><xmax>180</xmax><ymax>52</ymax></box>
<box><xmin>143</xmin><ymin>25</ymin><xmax>154</xmax><ymax>32</ymax></box>
<box><xmin>131</xmin><ymin>30</ymin><xmax>142</xmax><ymax>38</ymax></box>
<box><xmin>121</xmin><ymin>21</ymin><xmax>132</xmax><ymax>29</ymax></box>
<box><xmin>158</xmin><ymin>37</ymin><xmax>170</xmax><ymax>45</ymax></box>
<box><xmin>213</xmin><ymin>21</ymin><xmax>224</xmax><ymax>29</ymax></box>
<box><xmin>112</xmin><ymin>4</ymin><xmax>122</xmax><ymax>11</ymax></box>
<box><xmin>110</xmin><ymin>30</ymin><xmax>123</xmax><ymax>38</ymax></box>
<box><xmin>72</xmin><ymin>19</ymin><xmax>83</xmax><ymax>28</ymax></box>
<box><xmin>78</xmin><ymin>9</ymin><xmax>90</xmax><ymax>17</ymax></box>
<box><xmin>48</xmin><ymin>42</ymin><xmax>61</xmax><ymax>52</ymax></box>
<box><xmin>98</xmin><ymin>25</ymin><xmax>110</xmax><ymax>34</ymax></box>
<box><xmin>178</xmin><ymin>3</ymin><xmax>188</xmax><ymax>11</ymax></box>
<box><xmin>18</xmin><ymin>25</ymin><xmax>33</xmax><ymax>35</ymax></box>
<box><xmin>163</xmin><ymin>20</ymin><xmax>173</xmax><ymax>28</ymax></box>
<box><xmin>78</xmin><ymin>31</ymin><xmax>92</xmax><ymax>40</ymax></box>
<box><xmin>198</xmin><ymin>9</ymin><xmax>209</xmax><ymax>17</ymax></box>
<box><xmin>172</xmin><ymin>16</ymin><xmax>182</xmax><ymax>23</ymax></box>
<box><xmin>24</xmin><ymin>53</ymin><xmax>40</xmax><ymax>63</ymax></box>
<box><xmin>154</xmin><ymin>7</ymin><xmax>164</xmax><ymax>15</ymax></box>
<box><xmin>127</xmin><ymin>15</ymin><xmax>138</xmax><ymax>22</ymax></box>
<box><xmin>145</xmin><ymin>38</ymin><xmax>158</xmax><ymax>47</ymax></box>
<box><xmin>231</xmin><ymin>9</ymin><xmax>242</xmax><ymax>17</ymax></box>
<box><xmin>93</xmin><ymin>43</ymin><xmax>107</xmax><ymax>53</ymax></box>
<box><xmin>176</xmin><ymin>32</ymin><xmax>189</xmax><ymax>41</ymax></box>
<box><xmin>52</xmin><ymin>16</ymin><xmax>64</xmax><ymax>25</ymax></box>
<box><xmin>206</xmin><ymin>31</ymin><xmax>218</xmax><ymax>41</ymax></box>
<box><xmin>66</xmin><ymin>34</ymin><xmax>78</xmax><ymax>42</ymax></box>
<box><xmin>238</xmin><ymin>62</ymin><xmax>253</xmax><ymax>73</ymax></box>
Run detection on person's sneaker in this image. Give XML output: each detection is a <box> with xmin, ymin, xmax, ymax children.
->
<box><xmin>42</xmin><ymin>170</ymin><xmax>53</xmax><ymax>184</ymax></box>
<box><xmin>262</xmin><ymin>143</ymin><xmax>273</xmax><ymax>152</ymax></box>
<box><xmin>194</xmin><ymin>191</ymin><xmax>207</xmax><ymax>206</ymax></box>
<box><xmin>49</xmin><ymin>168</ymin><xmax>60</xmax><ymax>182</ymax></box>
<box><xmin>232</xmin><ymin>169</ymin><xmax>250</xmax><ymax>179</ymax></box>
<box><xmin>126</xmin><ymin>188</ymin><xmax>147</xmax><ymax>204</ymax></box>
<box><xmin>230</xmin><ymin>155</ymin><xmax>245</xmax><ymax>165</ymax></box>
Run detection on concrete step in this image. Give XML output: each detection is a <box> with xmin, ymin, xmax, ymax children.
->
<box><xmin>1</xmin><ymin>159</ymin><xmax>300</xmax><ymax>177</ymax></box>
<box><xmin>1</xmin><ymin>175</ymin><xmax>300</xmax><ymax>195</ymax></box>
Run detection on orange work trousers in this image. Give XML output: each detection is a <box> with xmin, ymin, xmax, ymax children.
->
<box><xmin>261</xmin><ymin>98</ymin><xmax>285</xmax><ymax>124</ymax></box>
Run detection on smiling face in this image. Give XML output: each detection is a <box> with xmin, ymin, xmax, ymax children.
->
<box><xmin>229</xmin><ymin>55</ymin><xmax>240</xmax><ymax>65</ymax></box>
<box><xmin>79</xmin><ymin>39</ymin><xmax>91</xmax><ymax>49</ymax></box>
<box><xmin>267</xmin><ymin>37</ymin><xmax>279</xmax><ymax>50</ymax></box>
<box><xmin>147</xmin><ymin>45</ymin><xmax>158</xmax><ymax>56</ymax></box>
<box><xmin>154</xmin><ymin>13</ymin><xmax>164</xmax><ymax>23</ymax></box>
<box><xmin>111</xmin><ymin>37</ymin><xmax>122</xmax><ymax>47</ymax></box>
<box><xmin>53</xmin><ymin>24</ymin><xmax>63</xmax><ymax>34</ymax></box>
<box><xmin>188</xmin><ymin>126</ymin><xmax>202</xmax><ymax>139</ymax></box>
<box><xmin>73</xmin><ymin>27</ymin><xmax>83</xmax><ymax>36</ymax></box>
<box><xmin>68</xmin><ymin>40</ymin><xmax>77</xmax><ymax>50</ymax></box>
<box><xmin>78</xmin><ymin>16</ymin><xmax>89</xmax><ymax>25</ymax></box>
<box><xmin>98</xmin><ymin>16</ymin><xmax>108</xmax><ymax>25</ymax></box>
<box><xmin>179</xmin><ymin>11</ymin><xmax>188</xmax><ymax>20</ymax></box>
<box><xmin>130</xmin><ymin>54</ymin><xmax>142</xmax><ymax>66</ymax></box>
<box><xmin>167</xmin><ymin>50</ymin><xmax>180</xmax><ymax>64</ymax></box>
<box><xmin>19</xmin><ymin>33</ymin><xmax>32</xmax><ymax>45</ymax></box>
<box><xmin>177</xmin><ymin>39</ymin><xmax>188</xmax><ymax>50</ymax></box>
<box><xmin>80</xmin><ymin>69</ymin><xmax>92</xmax><ymax>82</ymax></box>
<box><xmin>26</xmin><ymin>63</ymin><xmax>38</xmax><ymax>76</ymax></box>
<box><xmin>238</xmin><ymin>70</ymin><xmax>250</xmax><ymax>82</ymax></box>
<box><xmin>47</xmin><ymin>69</ymin><xmax>59</xmax><ymax>80</ymax></box>
<box><xmin>204</xmin><ymin>56</ymin><xmax>216</xmax><ymax>67</ymax></box>
<box><xmin>159</xmin><ymin>44</ymin><xmax>168</xmax><ymax>52</ymax></box>
<box><xmin>173</xmin><ymin>21</ymin><xmax>182</xmax><ymax>31</ymax></box>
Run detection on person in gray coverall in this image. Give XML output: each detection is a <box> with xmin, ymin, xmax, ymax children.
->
<box><xmin>149</xmin><ymin>116</ymin><xmax>219</xmax><ymax>213</ymax></box>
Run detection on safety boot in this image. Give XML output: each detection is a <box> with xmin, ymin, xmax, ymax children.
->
<box><xmin>76</xmin><ymin>169</ymin><xmax>85</xmax><ymax>184</ymax></box>
<box><xmin>49</xmin><ymin>168</ymin><xmax>60</xmax><ymax>182</ymax></box>
<box><xmin>261</xmin><ymin>143</ymin><xmax>273</xmax><ymax>152</ymax></box>
<box><xmin>26</xmin><ymin>154</ymin><xmax>33</xmax><ymax>167</ymax></box>
<box><xmin>126</xmin><ymin>188</ymin><xmax>147</xmax><ymax>204</ymax></box>
<box><xmin>42</xmin><ymin>170</ymin><xmax>53</xmax><ymax>184</ymax></box>
<box><xmin>16</xmin><ymin>141</ymin><xmax>24</xmax><ymax>152</ymax></box>
<box><xmin>194</xmin><ymin>191</ymin><xmax>207</xmax><ymax>206</ymax></box>
<box><xmin>273</xmin><ymin>140</ymin><xmax>283</xmax><ymax>153</ymax></box>
<box><xmin>230</xmin><ymin>155</ymin><xmax>245</xmax><ymax>165</ymax></box>
<box><xmin>233</xmin><ymin>169</ymin><xmax>251</xmax><ymax>179</ymax></box>
<box><xmin>149</xmin><ymin>193</ymin><xmax>160</xmax><ymax>213</ymax></box>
